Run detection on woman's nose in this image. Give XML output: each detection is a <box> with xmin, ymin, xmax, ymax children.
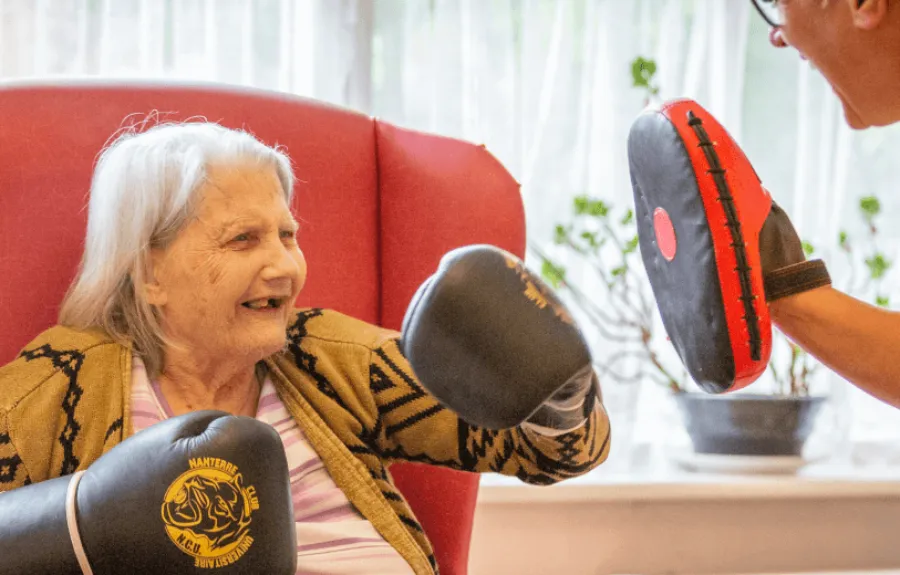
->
<box><xmin>769</xmin><ymin>27</ymin><xmax>788</xmax><ymax>48</ymax></box>
<box><xmin>262</xmin><ymin>242</ymin><xmax>300</xmax><ymax>280</ymax></box>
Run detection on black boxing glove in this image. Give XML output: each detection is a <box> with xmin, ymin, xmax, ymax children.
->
<box><xmin>400</xmin><ymin>244</ymin><xmax>598</xmax><ymax>430</ymax></box>
<box><xmin>0</xmin><ymin>411</ymin><xmax>296</xmax><ymax>575</ymax></box>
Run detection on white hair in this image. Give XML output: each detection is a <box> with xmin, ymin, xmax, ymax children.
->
<box><xmin>59</xmin><ymin>120</ymin><xmax>295</xmax><ymax>378</ymax></box>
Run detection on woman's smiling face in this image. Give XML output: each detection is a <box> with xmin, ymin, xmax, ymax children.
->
<box><xmin>145</xmin><ymin>161</ymin><xmax>306</xmax><ymax>365</ymax></box>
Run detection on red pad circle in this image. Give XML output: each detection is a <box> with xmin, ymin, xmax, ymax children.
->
<box><xmin>653</xmin><ymin>207</ymin><xmax>677</xmax><ymax>261</ymax></box>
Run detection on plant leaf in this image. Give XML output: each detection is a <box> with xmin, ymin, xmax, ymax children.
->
<box><xmin>574</xmin><ymin>196</ymin><xmax>609</xmax><ymax>217</ymax></box>
<box><xmin>620</xmin><ymin>209</ymin><xmax>634</xmax><ymax>226</ymax></box>
<box><xmin>838</xmin><ymin>230</ymin><xmax>848</xmax><ymax>249</ymax></box>
<box><xmin>553</xmin><ymin>224</ymin><xmax>569</xmax><ymax>245</ymax></box>
<box><xmin>860</xmin><ymin>196</ymin><xmax>881</xmax><ymax>220</ymax></box>
<box><xmin>631</xmin><ymin>57</ymin><xmax>656</xmax><ymax>89</ymax></box>
<box><xmin>865</xmin><ymin>253</ymin><xmax>891</xmax><ymax>280</ymax></box>
<box><xmin>876</xmin><ymin>295</ymin><xmax>890</xmax><ymax>308</ymax></box>
<box><xmin>801</xmin><ymin>241</ymin><xmax>815</xmax><ymax>256</ymax></box>
<box><xmin>624</xmin><ymin>235</ymin><xmax>639</xmax><ymax>254</ymax></box>
<box><xmin>540</xmin><ymin>259</ymin><xmax>567</xmax><ymax>288</ymax></box>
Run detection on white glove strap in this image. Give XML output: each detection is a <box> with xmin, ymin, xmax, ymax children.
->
<box><xmin>522</xmin><ymin>365</ymin><xmax>597</xmax><ymax>436</ymax></box>
<box><xmin>65</xmin><ymin>470</ymin><xmax>93</xmax><ymax>575</ymax></box>
<box><xmin>521</xmin><ymin>402</ymin><xmax>597</xmax><ymax>437</ymax></box>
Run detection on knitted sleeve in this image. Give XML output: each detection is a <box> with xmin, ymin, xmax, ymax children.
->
<box><xmin>0</xmin><ymin>412</ymin><xmax>30</xmax><ymax>492</ymax></box>
<box><xmin>367</xmin><ymin>337</ymin><xmax>611</xmax><ymax>485</ymax></box>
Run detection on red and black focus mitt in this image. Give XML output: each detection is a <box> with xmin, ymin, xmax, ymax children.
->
<box><xmin>627</xmin><ymin>98</ymin><xmax>831</xmax><ymax>394</ymax></box>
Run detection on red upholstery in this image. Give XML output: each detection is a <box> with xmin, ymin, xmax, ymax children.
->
<box><xmin>0</xmin><ymin>80</ymin><xmax>525</xmax><ymax>574</ymax></box>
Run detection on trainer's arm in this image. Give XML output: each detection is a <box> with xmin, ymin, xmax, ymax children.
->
<box><xmin>771</xmin><ymin>285</ymin><xmax>900</xmax><ymax>408</ymax></box>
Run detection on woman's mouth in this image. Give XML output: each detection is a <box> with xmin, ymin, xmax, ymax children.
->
<box><xmin>241</xmin><ymin>297</ymin><xmax>287</xmax><ymax>311</ymax></box>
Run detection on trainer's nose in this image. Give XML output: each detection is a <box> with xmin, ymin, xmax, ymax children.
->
<box><xmin>769</xmin><ymin>27</ymin><xmax>788</xmax><ymax>48</ymax></box>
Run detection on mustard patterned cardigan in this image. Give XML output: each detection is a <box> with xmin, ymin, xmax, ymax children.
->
<box><xmin>0</xmin><ymin>308</ymin><xmax>611</xmax><ymax>574</ymax></box>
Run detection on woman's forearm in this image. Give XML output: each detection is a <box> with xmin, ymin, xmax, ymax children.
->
<box><xmin>770</xmin><ymin>286</ymin><xmax>900</xmax><ymax>409</ymax></box>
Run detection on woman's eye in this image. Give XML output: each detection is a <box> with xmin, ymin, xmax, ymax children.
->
<box><xmin>230</xmin><ymin>233</ymin><xmax>259</xmax><ymax>246</ymax></box>
<box><xmin>280</xmin><ymin>229</ymin><xmax>296</xmax><ymax>240</ymax></box>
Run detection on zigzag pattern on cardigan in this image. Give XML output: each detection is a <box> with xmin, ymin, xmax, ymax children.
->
<box><xmin>18</xmin><ymin>344</ymin><xmax>86</xmax><ymax>476</ymax></box>
<box><xmin>285</xmin><ymin>309</ymin><xmax>440</xmax><ymax>573</ymax></box>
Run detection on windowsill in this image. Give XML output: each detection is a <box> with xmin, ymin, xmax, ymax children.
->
<box><xmin>676</xmin><ymin>572</ymin><xmax>900</xmax><ymax>575</ymax></box>
<box><xmin>477</xmin><ymin>442</ymin><xmax>900</xmax><ymax>504</ymax></box>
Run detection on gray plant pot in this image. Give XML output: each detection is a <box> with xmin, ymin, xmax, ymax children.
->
<box><xmin>673</xmin><ymin>392</ymin><xmax>827</xmax><ymax>456</ymax></box>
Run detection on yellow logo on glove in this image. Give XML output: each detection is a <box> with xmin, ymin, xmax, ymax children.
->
<box><xmin>161</xmin><ymin>458</ymin><xmax>260</xmax><ymax>569</ymax></box>
<box><xmin>504</xmin><ymin>256</ymin><xmax>574</xmax><ymax>325</ymax></box>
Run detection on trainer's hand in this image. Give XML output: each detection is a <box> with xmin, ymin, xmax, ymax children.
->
<box><xmin>400</xmin><ymin>244</ymin><xmax>598</xmax><ymax>430</ymax></box>
<box><xmin>0</xmin><ymin>411</ymin><xmax>296</xmax><ymax>575</ymax></box>
<box><xmin>759</xmin><ymin>199</ymin><xmax>831</xmax><ymax>301</ymax></box>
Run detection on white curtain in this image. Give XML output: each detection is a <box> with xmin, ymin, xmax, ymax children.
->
<box><xmin>0</xmin><ymin>0</ymin><xmax>374</xmax><ymax>110</ymax></box>
<box><xmin>3</xmin><ymin>0</ymin><xmax>899</xmax><ymax>458</ymax></box>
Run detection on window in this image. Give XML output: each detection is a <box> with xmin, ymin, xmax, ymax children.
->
<box><xmin>4</xmin><ymin>0</ymin><xmax>900</xmax><ymax>470</ymax></box>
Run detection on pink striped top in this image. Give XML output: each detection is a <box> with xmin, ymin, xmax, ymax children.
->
<box><xmin>130</xmin><ymin>355</ymin><xmax>415</xmax><ymax>574</ymax></box>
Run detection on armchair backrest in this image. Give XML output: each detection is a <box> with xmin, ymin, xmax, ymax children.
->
<box><xmin>0</xmin><ymin>80</ymin><xmax>525</xmax><ymax>575</ymax></box>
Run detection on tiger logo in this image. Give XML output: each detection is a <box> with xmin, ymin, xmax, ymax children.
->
<box><xmin>161</xmin><ymin>458</ymin><xmax>260</xmax><ymax>569</ymax></box>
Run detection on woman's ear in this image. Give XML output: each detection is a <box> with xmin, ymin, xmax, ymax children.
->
<box><xmin>143</xmin><ymin>249</ymin><xmax>168</xmax><ymax>307</ymax></box>
<box><xmin>852</xmin><ymin>0</ymin><xmax>889</xmax><ymax>30</ymax></box>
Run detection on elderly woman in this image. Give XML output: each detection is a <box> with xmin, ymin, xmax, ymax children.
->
<box><xmin>0</xmin><ymin>122</ymin><xmax>610</xmax><ymax>574</ymax></box>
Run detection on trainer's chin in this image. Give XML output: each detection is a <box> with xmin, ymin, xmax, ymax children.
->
<box><xmin>838</xmin><ymin>94</ymin><xmax>870</xmax><ymax>131</ymax></box>
<box><xmin>843</xmin><ymin>107</ymin><xmax>869</xmax><ymax>130</ymax></box>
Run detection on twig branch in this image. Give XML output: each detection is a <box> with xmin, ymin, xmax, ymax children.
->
<box><xmin>533</xmin><ymin>239</ymin><xmax>646</xmax><ymax>332</ymax></box>
<box><xmin>528</xmin><ymin>241</ymin><xmax>644</xmax><ymax>343</ymax></box>
<box><xmin>615</xmin><ymin>267</ymin><xmax>657</xmax><ymax>327</ymax></box>
<box><xmin>560</xmin><ymin>237</ymin><xmax>647</xmax><ymax>327</ymax></box>
<box><xmin>644</xmin><ymin>342</ymin><xmax>683</xmax><ymax>392</ymax></box>
<box><xmin>768</xmin><ymin>354</ymin><xmax>784</xmax><ymax>395</ymax></box>
<box><xmin>599</xmin><ymin>221</ymin><xmax>652</xmax><ymax>322</ymax></box>
<box><xmin>564</xmin><ymin>285</ymin><xmax>645</xmax><ymax>344</ymax></box>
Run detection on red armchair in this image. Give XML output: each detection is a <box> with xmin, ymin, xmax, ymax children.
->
<box><xmin>0</xmin><ymin>80</ymin><xmax>525</xmax><ymax>574</ymax></box>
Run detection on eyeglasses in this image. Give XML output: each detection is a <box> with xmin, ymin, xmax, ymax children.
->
<box><xmin>752</xmin><ymin>0</ymin><xmax>867</xmax><ymax>28</ymax></box>
<box><xmin>750</xmin><ymin>0</ymin><xmax>782</xmax><ymax>28</ymax></box>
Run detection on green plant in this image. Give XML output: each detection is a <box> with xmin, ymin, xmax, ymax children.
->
<box><xmin>532</xmin><ymin>56</ymin><xmax>681</xmax><ymax>392</ymax></box>
<box><xmin>631</xmin><ymin>56</ymin><xmax>660</xmax><ymax>104</ymax></box>
<box><xmin>532</xmin><ymin>196</ymin><xmax>686</xmax><ymax>392</ymax></box>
